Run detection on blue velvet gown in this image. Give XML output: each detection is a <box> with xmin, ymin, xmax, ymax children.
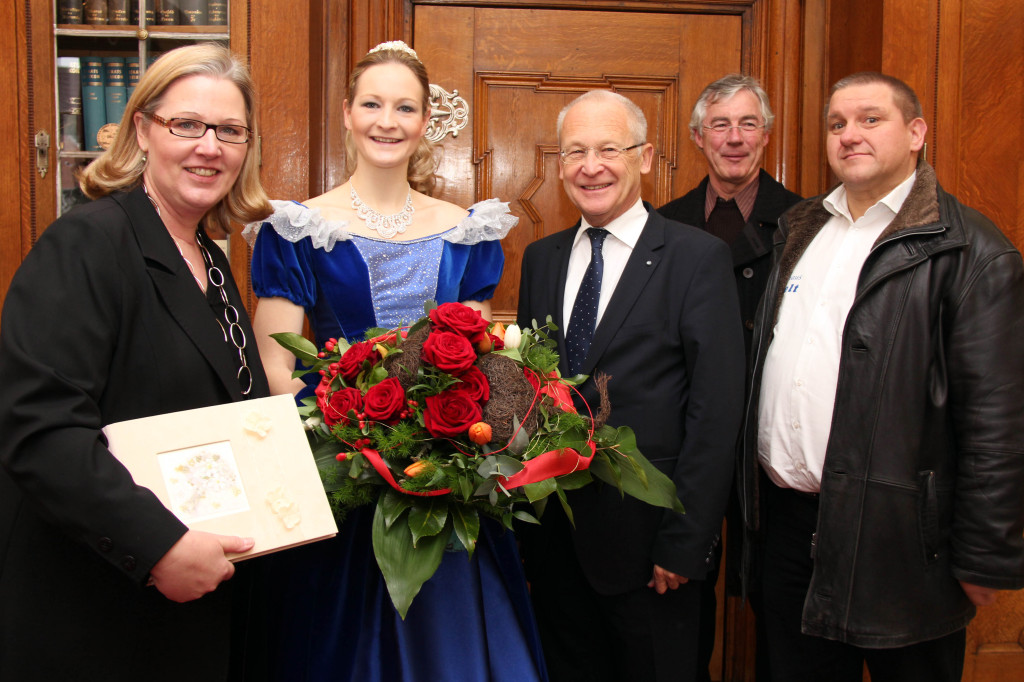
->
<box><xmin>242</xmin><ymin>200</ymin><xmax>547</xmax><ymax>682</ymax></box>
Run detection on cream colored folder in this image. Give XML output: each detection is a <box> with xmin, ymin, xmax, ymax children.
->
<box><xmin>102</xmin><ymin>393</ymin><xmax>337</xmax><ymax>560</ymax></box>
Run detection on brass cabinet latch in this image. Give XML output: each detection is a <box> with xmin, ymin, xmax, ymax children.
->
<box><xmin>35</xmin><ymin>130</ymin><xmax>50</xmax><ymax>179</ymax></box>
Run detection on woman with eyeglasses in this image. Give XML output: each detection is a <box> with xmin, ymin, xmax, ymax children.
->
<box><xmin>0</xmin><ymin>43</ymin><xmax>271</xmax><ymax>681</ymax></box>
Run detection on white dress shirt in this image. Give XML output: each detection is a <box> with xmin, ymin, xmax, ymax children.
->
<box><xmin>757</xmin><ymin>172</ymin><xmax>917</xmax><ymax>492</ymax></box>
<box><xmin>562</xmin><ymin>199</ymin><xmax>648</xmax><ymax>330</ymax></box>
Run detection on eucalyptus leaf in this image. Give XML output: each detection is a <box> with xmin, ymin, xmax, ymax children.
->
<box><xmin>492</xmin><ymin>347</ymin><xmax>524</xmax><ymax>363</ymax></box>
<box><xmin>474</xmin><ymin>478</ymin><xmax>497</xmax><ymax>497</ymax></box>
<box><xmin>508</xmin><ymin>416</ymin><xmax>531</xmax><ymax>456</ymax></box>
<box><xmin>476</xmin><ymin>454</ymin><xmax>525</xmax><ymax>479</ymax></box>
<box><xmin>372</xmin><ymin>502</ymin><xmax>448</xmax><ymax>619</ymax></box>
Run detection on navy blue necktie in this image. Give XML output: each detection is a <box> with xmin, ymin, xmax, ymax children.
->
<box><xmin>565</xmin><ymin>228</ymin><xmax>609</xmax><ymax>376</ymax></box>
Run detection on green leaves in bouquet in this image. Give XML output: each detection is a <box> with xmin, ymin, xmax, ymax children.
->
<box><xmin>371</xmin><ymin>491</ymin><xmax>449</xmax><ymax>620</ymax></box>
<box><xmin>589</xmin><ymin>425</ymin><xmax>685</xmax><ymax>514</ymax></box>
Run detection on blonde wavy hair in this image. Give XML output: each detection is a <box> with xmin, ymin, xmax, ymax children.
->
<box><xmin>343</xmin><ymin>43</ymin><xmax>438</xmax><ymax>195</ymax></box>
<box><xmin>78</xmin><ymin>43</ymin><xmax>271</xmax><ymax>233</ymax></box>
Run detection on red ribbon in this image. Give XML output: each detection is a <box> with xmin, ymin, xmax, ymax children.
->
<box><xmin>500</xmin><ymin>440</ymin><xmax>596</xmax><ymax>489</ymax></box>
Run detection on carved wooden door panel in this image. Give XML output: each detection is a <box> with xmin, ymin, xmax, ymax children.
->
<box><xmin>412</xmin><ymin>5</ymin><xmax>746</xmax><ymax>323</ymax></box>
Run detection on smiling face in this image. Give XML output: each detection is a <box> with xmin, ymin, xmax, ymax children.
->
<box><xmin>694</xmin><ymin>89</ymin><xmax>769</xmax><ymax>198</ymax></box>
<box><xmin>343</xmin><ymin>62</ymin><xmax>429</xmax><ymax>171</ymax></box>
<box><xmin>826</xmin><ymin>81</ymin><xmax>926</xmax><ymax>212</ymax></box>
<box><xmin>558</xmin><ymin>98</ymin><xmax>653</xmax><ymax>227</ymax></box>
<box><xmin>135</xmin><ymin>74</ymin><xmax>248</xmax><ymax>229</ymax></box>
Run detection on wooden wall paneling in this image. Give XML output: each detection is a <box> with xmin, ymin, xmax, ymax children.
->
<box><xmin>798</xmin><ymin>0</ymin><xmax>828</xmax><ymax>198</ymax></box>
<box><xmin>18</xmin><ymin>0</ymin><xmax>57</xmax><ymax>255</ymax></box>
<box><xmin>320</xmin><ymin>0</ymin><xmax>407</xmax><ymax>193</ymax></box>
<box><xmin>880</xmin><ymin>0</ymin><xmax>939</xmax><ymax>169</ymax></box>
<box><xmin>1</xmin><ymin>0</ymin><xmax>26</xmax><ymax>306</ymax></box>
<box><xmin>319</xmin><ymin>0</ymin><xmax>352</xmax><ymax>192</ymax></box>
<box><xmin>943</xmin><ymin>0</ymin><xmax>1022</xmax><ymax>248</ymax></box>
<box><xmin>415</xmin><ymin>5</ymin><xmax>748</xmax><ymax>325</ymax></box>
<box><xmin>235</xmin><ymin>0</ymin><xmax>311</xmax><ymax>315</ymax></box>
<box><xmin>880</xmin><ymin>1</ymin><xmax>1024</xmax><ymax>680</ymax></box>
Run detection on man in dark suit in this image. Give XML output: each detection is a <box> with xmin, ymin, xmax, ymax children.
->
<box><xmin>658</xmin><ymin>74</ymin><xmax>802</xmax><ymax>681</ymax></box>
<box><xmin>517</xmin><ymin>89</ymin><xmax>745</xmax><ymax>682</ymax></box>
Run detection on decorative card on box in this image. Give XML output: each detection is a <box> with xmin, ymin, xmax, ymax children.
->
<box><xmin>102</xmin><ymin>394</ymin><xmax>337</xmax><ymax>560</ymax></box>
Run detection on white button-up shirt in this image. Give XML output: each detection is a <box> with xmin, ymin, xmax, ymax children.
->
<box><xmin>757</xmin><ymin>172</ymin><xmax>916</xmax><ymax>492</ymax></box>
<box><xmin>562</xmin><ymin>199</ymin><xmax>648</xmax><ymax>330</ymax></box>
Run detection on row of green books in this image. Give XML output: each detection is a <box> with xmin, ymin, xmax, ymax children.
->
<box><xmin>58</xmin><ymin>0</ymin><xmax>227</xmax><ymax>26</ymax></box>
<box><xmin>58</xmin><ymin>55</ymin><xmax>154</xmax><ymax>154</ymax></box>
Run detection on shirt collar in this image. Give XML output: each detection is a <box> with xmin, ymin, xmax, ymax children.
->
<box><xmin>824</xmin><ymin>170</ymin><xmax>917</xmax><ymax>222</ymax></box>
<box><xmin>575</xmin><ymin>198</ymin><xmax>648</xmax><ymax>250</ymax></box>
<box><xmin>704</xmin><ymin>173</ymin><xmax>761</xmax><ymax>222</ymax></box>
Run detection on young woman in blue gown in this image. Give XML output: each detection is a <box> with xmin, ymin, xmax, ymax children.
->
<box><xmin>239</xmin><ymin>41</ymin><xmax>547</xmax><ymax>682</ymax></box>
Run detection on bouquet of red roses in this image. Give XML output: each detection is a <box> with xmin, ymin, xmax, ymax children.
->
<box><xmin>273</xmin><ymin>301</ymin><xmax>683</xmax><ymax>617</ymax></box>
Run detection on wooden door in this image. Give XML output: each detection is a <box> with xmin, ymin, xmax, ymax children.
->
<box><xmin>411</xmin><ymin>3</ymin><xmax>790</xmax><ymax>326</ymax></box>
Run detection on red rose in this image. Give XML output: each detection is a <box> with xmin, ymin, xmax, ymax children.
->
<box><xmin>525</xmin><ymin>368</ymin><xmax>577</xmax><ymax>414</ymax></box>
<box><xmin>363</xmin><ymin>377</ymin><xmax>406</xmax><ymax>424</ymax></box>
<box><xmin>320</xmin><ymin>387</ymin><xmax>363</xmax><ymax>427</ymax></box>
<box><xmin>423</xmin><ymin>390</ymin><xmax>483</xmax><ymax>438</ymax></box>
<box><xmin>421</xmin><ymin>331</ymin><xmax>478</xmax><ymax>374</ymax></box>
<box><xmin>449</xmin><ymin>366</ymin><xmax>490</xmax><ymax>403</ymax></box>
<box><xmin>429</xmin><ymin>302</ymin><xmax>489</xmax><ymax>340</ymax></box>
<box><xmin>338</xmin><ymin>341</ymin><xmax>380</xmax><ymax>382</ymax></box>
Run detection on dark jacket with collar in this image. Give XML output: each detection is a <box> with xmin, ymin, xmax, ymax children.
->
<box><xmin>518</xmin><ymin>203</ymin><xmax>745</xmax><ymax>592</ymax></box>
<box><xmin>658</xmin><ymin>168</ymin><xmax>802</xmax><ymax>356</ymax></box>
<box><xmin>741</xmin><ymin>161</ymin><xmax>1024</xmax><ymax>647</ymax></box>
<box><xmin>0</xmin><ymin>186</ymin><xmax>270</xmax><ymax>680</ymax></box>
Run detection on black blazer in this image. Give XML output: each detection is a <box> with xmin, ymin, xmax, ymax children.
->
<box><xmin>658</xmin><ymin>169</ymin><xmax>802</xmax><ymax>356</ymax></box>
<box><xmin>517</xmin><ymin>203</ymin><xmax>745</xmax><ymax>594</ymax></box>
<box><xmin>0</xmin><ymin>187</ymin><xmax>269</xmax><ymax>681</ymax></box>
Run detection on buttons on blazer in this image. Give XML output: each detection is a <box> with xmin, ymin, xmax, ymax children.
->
<box><xmin>742</xmin><ymin>267</ymin><xmax>754</xmax><ymax>279</ymax></box>
<box><xmin>745</xmin><ymin>320</ymin><xmax>755</xmax><ymax>331</ymax></box>
<box><xmin>98</xmin><ymin>537</ymin><xmax>113</xmax><ymax>553</ymax></box>
<box><xmin>121</xmin><ymin>555</ymin><xmax>138</xmax><ymax>572</ymax></box>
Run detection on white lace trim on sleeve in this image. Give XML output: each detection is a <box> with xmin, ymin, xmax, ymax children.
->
<box><xmin>241</xmin><ymin>200</ymin><xmax>352</xmax><ymax>252</ymax></box>
<box><xmin>442</xmin><ymin>198</ymin><xmax>518</xmax><ymax>245</ymax></box>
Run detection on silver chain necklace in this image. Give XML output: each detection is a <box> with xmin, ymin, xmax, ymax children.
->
<box><xmin>143</xmin><ymin>182</ymin><xmax>253</xmax><ymax>395</ymax></box>
<box><xmin>350</xmin><ymin>185</ymin><xmax>414</xmax><ymax>239</ymax></box>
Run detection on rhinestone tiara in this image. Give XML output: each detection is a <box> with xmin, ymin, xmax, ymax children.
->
<box><xmin>367</xmin><ymin>40</ymin><xmax>420</xmax><ymax>62</ymax></box>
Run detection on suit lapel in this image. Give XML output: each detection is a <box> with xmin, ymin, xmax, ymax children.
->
<box><xmin>547</xmin><ymin>224</ymin><xmax>578</xmax><ymax>372</ymax></box>
<box><xmin>114</xmin><ymin>188</ymin><xmax>243</xmax><ymax>399</ymax></box>
<box><xmin>581</xmin><ymin>206</ymin><xmax>664</xmax><ymax>375</ymax></box>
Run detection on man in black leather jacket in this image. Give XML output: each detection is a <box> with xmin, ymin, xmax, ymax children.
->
<box><xmin>741</xmin><ymin>72</ymin><xmax>1024</xmax><ymax>681</ymax></box>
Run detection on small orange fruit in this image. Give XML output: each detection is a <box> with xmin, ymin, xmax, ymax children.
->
<box><xmin>468</xmin><ymin>421</ymin><xmax>493</xmax><ymax>445</ymax></box>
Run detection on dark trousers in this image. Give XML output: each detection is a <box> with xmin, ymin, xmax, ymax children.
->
<box><xmin>522</xmin><ymin>504</ymin><xmax>701</xmax><ymax>682</ymax></box>
<box><xmin>760</xmin><ymin>479</ymin><xmax>966</xmax><ymax>682</ymax></box>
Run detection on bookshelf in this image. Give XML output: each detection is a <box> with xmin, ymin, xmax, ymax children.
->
<box><xmin>50</xmin><ymin>1</ymin><xmax>235</xmax><ymax>218</ymax></box>
<box><xmin>16</xmin><ymin>0</ymin><xmax>249</xmax><ymax>249</ymax></box>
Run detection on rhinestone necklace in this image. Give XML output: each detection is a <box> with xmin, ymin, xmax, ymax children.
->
<box><xmin>350</xmin><ymin>184</ymin><xmax>414</xmax><ymax>239</ymax></box>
